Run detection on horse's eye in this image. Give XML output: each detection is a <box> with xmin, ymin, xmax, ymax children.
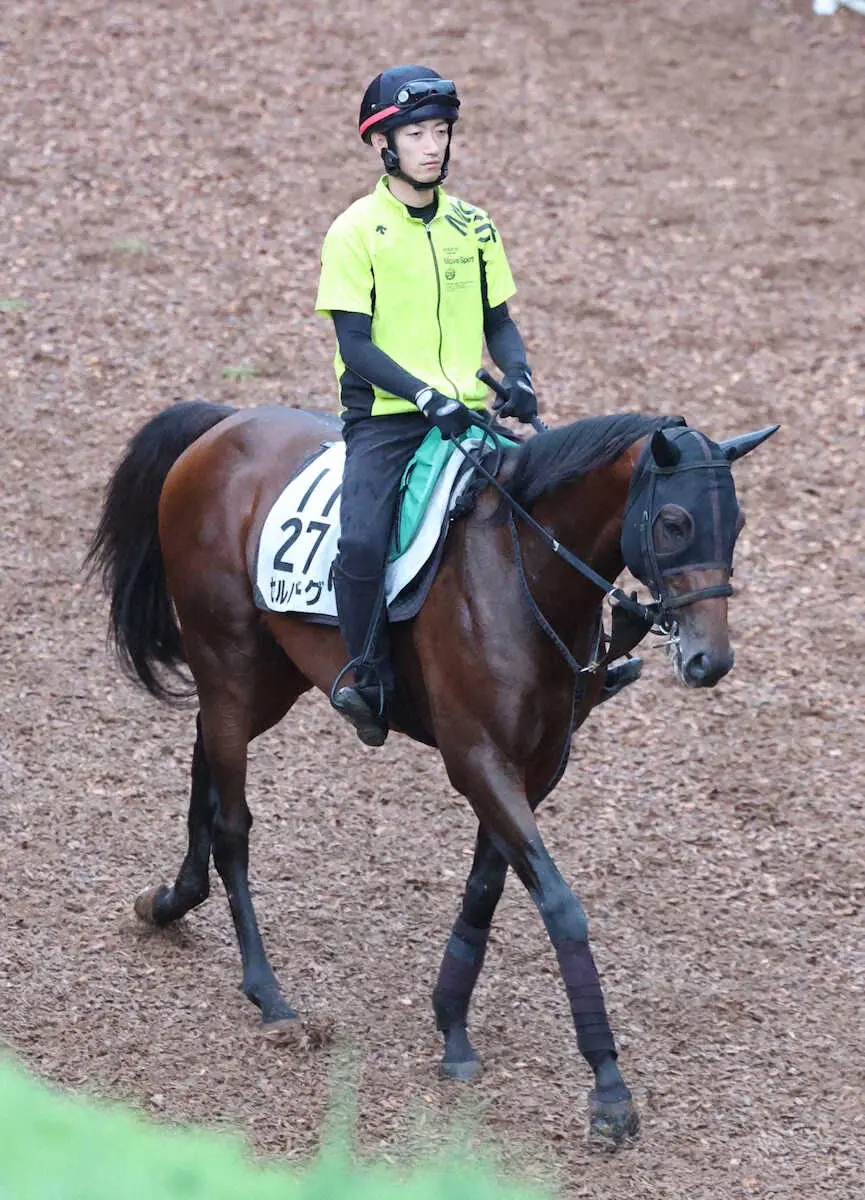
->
<box><xmin>652</xmin><ymin>504</ymin><xmax>695</xmax><ymax>556</ymax></box>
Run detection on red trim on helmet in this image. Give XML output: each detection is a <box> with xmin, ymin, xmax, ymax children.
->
<box><xmin>359</xmin><ymin>105</ymin><xmax>401</xmax><ymax>138</ymax></box>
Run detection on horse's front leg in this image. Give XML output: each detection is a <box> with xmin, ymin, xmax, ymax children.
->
<box><xmin>433</xmin><ymin>827</ymin><xmax>508</xmax><ymax>1079</ymax></box>
<box><xmin>443</xmin><ymin>740</ymin><xmax>639</xmax><ymax>1147</ymax></box>
<box><xmin>525</xmin><ymin>834</ymin><xmax>638</xmax><ymax>1146</ymax></box>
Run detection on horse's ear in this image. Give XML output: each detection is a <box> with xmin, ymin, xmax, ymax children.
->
<box><xmin>650</xmin><ymin>429</ymin><xmax>681</xmax><ymax>468</ymax></box>
<box><xmin>718</xmin><ymin>425</ymin><xmax>780</xmax><ymax>462</ymax></box>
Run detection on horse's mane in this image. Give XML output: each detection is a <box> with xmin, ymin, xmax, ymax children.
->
<box><xmin>502</xmin><ymin>413</ymin><xmax>679</xmax><ymax>508</ymax></box>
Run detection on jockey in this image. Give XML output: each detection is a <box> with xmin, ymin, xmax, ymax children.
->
<box><xmin>316</xmin><ymin>64</ymin><xmax>640</xmax><ymax>747</ymax></box>
<box><xmin>315</xmin><ymin>64</ymin><xmax>538</xmax><ymax>747</ymax></box>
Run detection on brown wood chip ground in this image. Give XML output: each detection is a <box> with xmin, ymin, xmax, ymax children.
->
<box><xmin>1</xmin><ymin>2</ymin><xmax>863</xmax><ymax>1195</ymax></box>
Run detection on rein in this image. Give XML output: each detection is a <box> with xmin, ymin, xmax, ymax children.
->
<box><xmin>454</xmin><ymin>414</ymin><xmax>736</xmax><ymax>636</ymax></box>
<box><xmin>508</xmin><ymin>512</ymin><xmax>602</xmax><ymax>807</ymax></box>
<box><xmin>450</xmin><ymin>416</ymin><xmax>669</xmax><ymax>635</ymax></box>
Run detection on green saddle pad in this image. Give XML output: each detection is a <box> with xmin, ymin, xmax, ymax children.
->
<box><xmin>388</xmin><ymin>427</ymin><xmax>482</xmax><ymax>563</ymax></box>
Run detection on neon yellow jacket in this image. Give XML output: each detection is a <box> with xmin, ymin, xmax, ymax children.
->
<box><xmin>315</xmin><ymin>176</ymin><xmax>516</xmax><ymax>417</ymax></box>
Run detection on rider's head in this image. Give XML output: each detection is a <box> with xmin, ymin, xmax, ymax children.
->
<box><xmin>359</xmin><ymin>65</ymin><xmax>460</xmax><ymax>192</ymax></box>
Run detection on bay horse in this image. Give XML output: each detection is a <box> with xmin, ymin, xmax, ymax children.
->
<box><xmin>88</xmin><ymin>402</ymin><xmax>776</xmax><ymax>1145</ymax></box>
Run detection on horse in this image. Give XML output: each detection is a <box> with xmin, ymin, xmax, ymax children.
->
<box><xmin>87</xmin><ymin>401</ymin><xmax>777</xmax><ymax>1145</ymax></box>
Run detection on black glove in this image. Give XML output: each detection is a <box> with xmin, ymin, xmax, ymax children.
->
<box><xmin>494</xmin><ymin>367</ymin><xmax>538</xmax><ymax>423</ymax></box>
<box><xmin>414</xmin><ymin>387</ymin><xmax>475</xmax><ymax>440</ymax></box>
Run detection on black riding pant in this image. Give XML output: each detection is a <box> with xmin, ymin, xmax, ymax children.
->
<box><xmin>335</xmin><ymin>411</ymin><xmax>431</xmax><ymax>681</ymax></box>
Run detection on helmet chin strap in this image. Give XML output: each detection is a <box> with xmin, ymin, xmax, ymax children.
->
<box><xmin>381</xmin><ymin>127</ymin><xmax>452</xmax><ymax>192</ymax></box>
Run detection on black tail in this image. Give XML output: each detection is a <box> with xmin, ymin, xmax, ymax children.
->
<box><xmin>85</xmin><ymin>401</ymin><xmax>235</xmax><ymax>703</ymax></box>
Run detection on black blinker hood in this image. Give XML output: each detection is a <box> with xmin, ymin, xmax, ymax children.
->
<box><xmin>621</xmin><ymin>426</ymin><xmax>742</xmax><ymax>598</ymax></box>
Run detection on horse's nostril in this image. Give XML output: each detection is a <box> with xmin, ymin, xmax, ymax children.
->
<box><xmin>684</xmin><ymin>650</ymin><xmax>733</xmax><ymax>687</ymax></box>
<box><xmin>685</xmin><ymin>652</ymin><xmax>710</xmax><ymax>683</ymax></box>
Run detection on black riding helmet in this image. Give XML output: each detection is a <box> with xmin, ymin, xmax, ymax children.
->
<box><xmin>359</xmin><ymin>65</ymin><xmax>460</xmax><ymax>190</ymax></box>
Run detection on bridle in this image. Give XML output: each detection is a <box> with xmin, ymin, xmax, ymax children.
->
<box><xmin>622</xmin><ymin>450</ymin><xmax>737</xmax><ymax>620</ymax></box>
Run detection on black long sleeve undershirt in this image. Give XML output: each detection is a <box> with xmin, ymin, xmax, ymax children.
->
<box><xmin>480</xmin><ymin>247</ymin><xmax>529</xmax><ymax>378</ymax></box>
<box><xmin>332</xmin><ymin>311</ymin><xmax>425</xmax><ymax>403</ymax></box>
<box><xmin>331</xmin><ymin>299</ymin><xmax>528</xmax><ymax>404</ymax></box>
<box><xmin>483</xmin><ymin>301</ymin><xmax>528</xmax><ymax>380</ymax></box>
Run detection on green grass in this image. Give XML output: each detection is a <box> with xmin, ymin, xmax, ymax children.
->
<box><xmin>111</xmin><ymin>238</ymin><xmax>152</xmax><ymax>255</ymax></box>
<box><xmin>220</xmin><ymin>363</ymin><xmax>260</xmax><ymax>380</ymax></box>
<box><xmin>0</xmin><ymin>1057</ymin><xmax>551</xmax><ymax>1200</ymax></box>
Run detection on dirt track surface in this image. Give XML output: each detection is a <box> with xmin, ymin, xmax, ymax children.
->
<box><xmin>1</xmin><ymin>1</ymin><xmax>863</xmax><ymax>1195</ymax></box>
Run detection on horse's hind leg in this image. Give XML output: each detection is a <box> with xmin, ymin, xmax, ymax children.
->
<box><xmin>136</xmin><ymin>618</ymin><xmax>307</xmax><ymax>1029</ymax></box>
<box><xmin>135</xmin><ymin>714</ymin><xmax>215</xmax><ymax>926</ymax></box>
<box><xmin>196</xmin><ymin>646</ymin><xmax>307</xmax><ymax>1030</ymax></box>
<box><xmin>433</xmin><ymin>827</ymin><xmax>508</xmax><ymax>1080</ymax></box>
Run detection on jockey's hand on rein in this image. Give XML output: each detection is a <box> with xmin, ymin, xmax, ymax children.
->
<box><xmin>494</xmin><ymin>368</ymin><xmax>538</xmax><ymax>423</ymax></box>
<box><xmin>414</xmin><ymin>387</ymin><xmax>475</xmax><ymax>440</ymax></box>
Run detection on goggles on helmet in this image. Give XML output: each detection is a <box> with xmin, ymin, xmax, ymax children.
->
<box><xmin>394</xmin><ymin>78</ymin><xmax>457</xmax><ymax>105</ymax></box>
<box><xmin>359</xmin><ymin>78</ymin><xmax>458</xmax><ymax>139</ymax></box>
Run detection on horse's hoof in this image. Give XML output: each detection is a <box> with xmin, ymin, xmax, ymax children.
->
<box><xmin>260</xmin><ymin>1013</ymin><xmax>301</xmax><ymax>1043</ymax></box>
<box><xmin>134</xmin><ymin>885</ymin><xmax>168</xmax><ymax>925</ymax></box>
<box><xmin>586</xmin><ymin>1091</ymin><xmax>640</xmax><ymax>1150</ymax></box>
<box><xmin>439</xmin><ymin>1055</ymin><xmax>482</xmax><ymax>1082</ymax></box>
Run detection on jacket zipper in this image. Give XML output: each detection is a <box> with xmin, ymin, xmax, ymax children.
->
<box><xmin>424</xmin><ymin>223</ymin><xmax>460</xmax><ymax>400</ymax></box>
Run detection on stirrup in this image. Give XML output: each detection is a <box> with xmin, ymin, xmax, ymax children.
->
<box><xmin>597</xmin><ymin>657</ymin><xmax>642</xmax><ymax>706</ymax></box>
<box><xmin>331</xmin><ymin>682</ymin><xmax>389</xmax><ymax>748</ymax></box>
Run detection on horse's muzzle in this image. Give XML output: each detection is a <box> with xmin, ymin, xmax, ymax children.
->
<box><xmin>682</xmin><ymin>647</ymin><xmax>734</xmax><ymax>688</ymax></box>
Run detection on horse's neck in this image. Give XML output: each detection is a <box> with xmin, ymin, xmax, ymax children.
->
<box><xmin>519</xmin><ymin>448</ymin><xmax>639</xmax><ymax>635</ymax></box>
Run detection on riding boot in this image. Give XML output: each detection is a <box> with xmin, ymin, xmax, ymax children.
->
<box><xmin>597</xmin><ymin>656</ymin><xmax>642</xmax><ymax>706</ymax></box>
<box><xmin>330</xmin><ymin>564</ymin><xmax>394</xmax><ymax>747</ymax></box>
